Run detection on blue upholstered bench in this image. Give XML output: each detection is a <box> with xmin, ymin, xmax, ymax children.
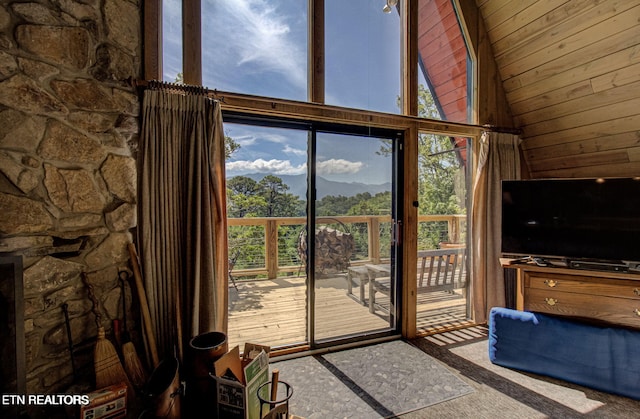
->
<box><xmin>488</xmin><ymin>307</ymin><xmax>640</xmax><ymax>400</ymax></box>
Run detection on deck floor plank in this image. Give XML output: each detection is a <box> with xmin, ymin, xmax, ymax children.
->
<box><xmin>228</xmin><ymin>275</ymin><xmax>470</xmax><ymax>350</ymax></box>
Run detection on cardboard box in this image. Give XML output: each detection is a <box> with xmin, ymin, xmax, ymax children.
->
<box><xmin>79</xmin><ymin>382</ymin><xmax>127</xmax><ymax>419</ymax></box>
<box><xmin>213</xmin><ymin>344</ymin><xmax>270</xmax><ymax>419</ymax></box>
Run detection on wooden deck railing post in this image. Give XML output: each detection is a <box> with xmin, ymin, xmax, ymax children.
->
<box><xmin>370</xmin><ymin>217</ymin><xmax>380</xmax><ymax>264</ymax></box>
<box><xmin>266</xmin><ymin>219</ymin><xmax>278</xmax><ymax>279</ymax></box>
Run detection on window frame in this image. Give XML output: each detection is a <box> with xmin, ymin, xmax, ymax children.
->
<box><xmin>143</xmin><ymin>0</ymin><xmax>483</xmax><ymax>339</ymax></box>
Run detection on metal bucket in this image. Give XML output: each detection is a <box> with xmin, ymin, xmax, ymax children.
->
<box><xmin>188</xmin><ymin>331</ymin><xmax>228</xmax><ymax>379</ymax></box>
<box><xmin>144</xmin><ymin>357</ymin><xmax>182</xmax><ymax>419</ymax></box>
<box><xmin>187</xmin><ymin>331</ymin><xmax>228</xmax><ymax>417</ymax></box>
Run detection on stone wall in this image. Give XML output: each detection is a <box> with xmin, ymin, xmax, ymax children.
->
<box><xmin>0</xmin><ymin>0</ymin><xmax>141</xmax><ymax>395</ymax></box>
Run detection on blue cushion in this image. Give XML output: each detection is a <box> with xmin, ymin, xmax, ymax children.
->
<box><xmin>488</xmin><ymin>307</ymin><xmax>640</xmax><ymax>400</ymax></box>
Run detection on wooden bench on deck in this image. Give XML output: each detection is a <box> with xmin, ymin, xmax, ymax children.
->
<box><xmin>360</xmin><ymin>247</ymin><xmax>468</xmax><ymax>313</ymax></box>
<box><xmin>417</xmin><ymin>247</ymin><xmax>467</xmax><ymax>292</ymax></box>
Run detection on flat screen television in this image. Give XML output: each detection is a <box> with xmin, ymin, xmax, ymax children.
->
<box><xmin>501</xmin><ymin>177</ymin><xmax>640</xmax><ymax>265</ymax></box>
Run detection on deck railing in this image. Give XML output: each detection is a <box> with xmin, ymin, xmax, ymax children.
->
<box><xmin>228</xmin><ymin>214</ymin><xmax>466</xmax><ymax>280</ymax></box>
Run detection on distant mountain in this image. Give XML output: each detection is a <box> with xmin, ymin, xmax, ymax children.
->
<box><xmin>231</xmin><ymin>173</ymin><xmax>391</xmax><ymax>199</ymax></box>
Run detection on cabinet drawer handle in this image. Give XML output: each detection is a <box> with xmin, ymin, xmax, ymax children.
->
<box><xmin>545</xmin><ymin>298</ymin><xmax>558</xmax><ymax>306</ymax></box>
<box><xmin>635</xmin><ymin>309</ymin><xmax>640</xmax><ymax>317</ymax></box>
<box><xmin>634</xmin><ymin>288</ymin><xmax>640</xmax><ymax>296</ymax></box>
<box><xmin>544</xmin><ymin>280</ymin><xmax>557</xmax><ymax>288</ymax></box>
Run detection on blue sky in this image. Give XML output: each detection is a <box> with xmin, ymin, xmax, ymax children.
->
<box><xmin>163</xmin><ymin>0</ymin><xmax>402</xmax><ymax>185</ymax></box>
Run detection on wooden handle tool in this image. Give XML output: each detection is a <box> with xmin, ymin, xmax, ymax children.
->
<box><xmin>128</xmin><ymin>242</ymin><xmax>160</xmax><ymax>368</ymax></box>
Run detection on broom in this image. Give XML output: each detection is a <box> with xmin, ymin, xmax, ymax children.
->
<box><xmin>82</xmin><ymin>273</ymin><xmax>135</xmax><ymax>397</ymax></box>
<box><xmin>119</xmin><ymin>270</ymin><xmax>148</xmax><ymax>389</ymax></box>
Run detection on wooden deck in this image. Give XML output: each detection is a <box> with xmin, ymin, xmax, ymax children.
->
<box><xmin>227</xmin><ymin>274</ymin><xmax>470</xmax><ymax>350</ymax></box>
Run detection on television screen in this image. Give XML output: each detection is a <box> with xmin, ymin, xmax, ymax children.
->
<box><xmin>501</xmin><ymin>177</ymin><xmax>640</xmax><ymax>263</ymax></box>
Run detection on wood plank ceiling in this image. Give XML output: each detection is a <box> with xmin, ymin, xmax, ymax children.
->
<box><xmin>475</xmin><ymin>0</ymin><xmax>640</xmax><ymax>178</ymax></box>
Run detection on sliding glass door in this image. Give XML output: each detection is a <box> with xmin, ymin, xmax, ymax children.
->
<box><xmin>310</xmin><ymin>128</ymin><xmax>402</xmax><ymax>345</ymax></box>
<box><xmin>225</xmin><ymin>115</ymin><xmax>402</xmax><ymax>351</ymax></box>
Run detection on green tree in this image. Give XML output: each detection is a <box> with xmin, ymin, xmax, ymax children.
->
<box><xmin>379</xmin><ymin>84</ymin><xmax>466</xmax><ymax>248</ymax></box>
<box><xmin>347</xmin><ymin>192</ymin><xmax>391</xmax><ymax>216</ymax></box>
<box><xmin>227</xmin><ymin>174</ymin><xmax>305</xmax><ymax>274</ymax></box>
<box><xmin>258</xmin><ymin>175</ymin><xmax>304</xmax><ymax>217</ymax></box>
<box><xmin>316</xmin><ymin>193</ymin><xmax>372</xmax><ymax>216</ymax></box>
<box><xmin>227</xmin><ymin>176</ymin><xmax>267</xmax><ymax>218</ymax></box>
<box><xmin>417</xmin><ymin>134</ymin><xmax>464</xmax><ymax>215</ymax></box>
<box><xmin>387</xmin><ymin>83</ymin><xmax>464</xmax><ymax>216</ymax></box>
<box><xmin>224</xmin><ymin>134</ymin><xmax>240</xmax><ymax>159</ymax></box>
<box><xmin>227</xmin><ymin>175</ymin><xmax>304</xmax><ymax>218</ymax></box>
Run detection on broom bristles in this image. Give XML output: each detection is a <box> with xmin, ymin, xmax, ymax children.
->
<box><xmin>94</xmin><ymin>327</ymin><xmax>135</xmax><ymax>397</ymax></box>
<box><xmin>122</xmin><ymin>341</ymin><xmax>147</xmax><ymax>388</ymax></box>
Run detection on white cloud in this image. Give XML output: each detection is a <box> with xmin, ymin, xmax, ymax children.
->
<box><xmin>316</xmin><ymin>159</ymin><xmax>363</xmax><ymax>175</ymax></box>
<box><xmin>202</xmin><ymin>0</ymin><xmax>306</xmax><ymax>90</ymax></box>
<box><xmin>283</xmin><ymin>144</ymin><xmax>306</xmax><ymax>156</ymax></box>
<box><xmin>233</xmin><ymin>134</ymin><xmax>259</xmax><ymax>147</ymax></box>
<box><xmin>226</xmin><ymin>158</ymin><xmax>306</xmax><ymax>175</ymax></box>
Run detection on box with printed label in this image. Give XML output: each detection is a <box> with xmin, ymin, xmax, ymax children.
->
<box><xmin>79</xmin><ymin>382</ymin><xmax>127</xmax><ymax>419</ymax></box>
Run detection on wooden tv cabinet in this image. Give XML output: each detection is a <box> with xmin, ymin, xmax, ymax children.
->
<box><xmin>507</xmin><ymin>264</ymin><xmax>640</xmax><ymax>329</ymax></box>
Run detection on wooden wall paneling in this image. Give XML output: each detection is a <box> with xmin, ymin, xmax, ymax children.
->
<box><xmin>524</xmin><ymin>98</ymin><xmax>640</xmax><ymax>138</ymax></box>
<box><xmin>477</xmin><ymin>0</ymin><xmax>509</xmax><ymax>21</ymax></box>
<box><xmin>528</xmin><ymin>149</ymin><xmax>631</xmax><ymax>174</ymax></box>
<box><xmin>524</xmin><ymin>132</ymin><xmax>640</xmax><ymax>162</ymax></box>
<box><xmin>475</xmin><ymin>14</ymin><xmax>515</xmax><ymax>127</ymax></box>
<box><xmin>481</xmin><ymin>0</ymin><xmax>532</xmax><ymax>34</ymax></box>
<box><xmin>511</xmin><ymin>59</ymin><xmax>640</xmax><ymax>118</ymax></box>
<box><xmin>143</xmin><ymin>0</ymin><xmax>162</xmax><ymax>80</ymax></box>
<box><xmin>591</xmin><ymin>61</ymin><xmax>640</xmax><ymax>93</ymax></box>
<box><xmin>529</xmin><ymin>161</ymin><xmax>640</xmax><ymax>179</ymax></box>
<box><xmin>491</xmin><ymin>0</ymin><xmax>586</xmax><ymax>55</ymax></box>
<box><xmin>509</xmin><ymin>80</ymin><xmax>593</xmax><ymax>116</ymax></box>
<box><xmin>525</xmin><ymin>115</ymin><xmax>640</xmax><ymax>148</ymax></box>
<box><xmin>487</xmin><ymin>0</ymin><xmax>566</xmax><ymax>45</ymax></box>
<box><xmin>515</xmin><ymin>80</ymin><xmax>640</xmax><ymax>128</ymax></box>
<box><xmin>525</xmin><ymin>142</ymin><xmax>640</xmax><ymax>178</ymax></box>
<box><xmin>182</xmin><ymin>0</ymin><xmax>202</xmax><ymax>85</ymax></box>
<box><xmin>506</xmin><ymin>44</ymin><xmax>640</xmax><ymax>105</ymax></box>
<box><xmin>502</xmin><ymin>7</ymin><xmax>640</xmax><ymax>89</ymax></box>
<box><xmin>495</xmin><ymin>1</ymin><xmax>628</xmax><ymax>76</ymax></box>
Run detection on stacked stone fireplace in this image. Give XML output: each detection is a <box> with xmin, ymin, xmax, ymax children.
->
<box><xmin>0</xmin><ymin>0</ymin><xmax>142</xmax><ymax>397</ymax></box>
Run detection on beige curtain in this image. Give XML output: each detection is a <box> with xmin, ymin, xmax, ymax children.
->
<box><xmin>138</xmin><ymin>89</ymin><xmax>228</xmax><ymax>362</ymax></box>
<box><xmin>470</xmin><ymin>131</ymin><xmax>521</xmax><ymax>324</ymax></box>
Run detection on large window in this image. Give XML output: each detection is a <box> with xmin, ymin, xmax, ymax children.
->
<box><xmin>417</xmin><ymin>0</ymin><xmax>473</xmax><ymax>123</ymax></box>
<box><xmin>162</xmin><ymin>0</ymin><xmax>182</xmax><ymax>82</ymax></box>
<box><xmin>161</xmin><ymin>0</ymin><xmax>473</xmax><ymax>119</ymax></box>
<box><xmin>200</xmin><ymin>0</ymin><xmax>308</xmax><ymax>100</ymax></box>
<box><xmin>155</xmin><ymin>0</ymin><xmax>481</xmax><ymax>343</ymax></box>
<box><xmin>415</xmin><ymin>133</ymin><xmax>470</xmax><ymax>334</ymax></box>
<box><xmin>324</xmin><ymin>0</ymin><xmax>402</xmax><ymax>113</ymax></box>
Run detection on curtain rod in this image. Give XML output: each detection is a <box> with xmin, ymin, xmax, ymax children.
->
<box><xmin>128</xmin><ymin>77</ymin><xmax>221</xmax><ymax>99</ymax></box>
<box><xmin>482</xmin><ymin>124</ymin><xmax>522</xmax><ymax>135</ymax></box>
<box><xmin>128</xmin><ymin>79</ymin><xmax>519</xmax><ymax>135</ymax></box>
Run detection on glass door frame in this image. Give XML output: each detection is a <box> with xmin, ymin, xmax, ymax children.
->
<box><xmin>223</xmin><ymin>112</ymin><xmax>404</xmax><ymax>350</ymax></box>
<box><xmin>308</xmin><ymin>122</ymin><xmax>404</xmax><ymax>350</ymax></box>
